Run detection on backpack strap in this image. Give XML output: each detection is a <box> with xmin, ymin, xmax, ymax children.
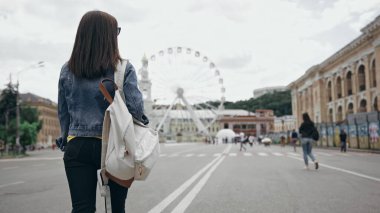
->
<box><xmin>115</xmin><ymin>59</ymin><xmax>128</xmax><ymax>103</ymax></box>
<box><xmin>98</xmin><ymin>110</ymin><xmax>112</xmax><ymax>213</ymax></box>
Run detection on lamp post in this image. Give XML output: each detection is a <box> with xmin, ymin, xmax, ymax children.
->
<box><xmin>14</xmin><ymin>61</ymin><xmax>45</xmax><ymax>153</ymax></box>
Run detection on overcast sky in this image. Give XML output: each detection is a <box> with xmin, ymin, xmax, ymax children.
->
<box><xmin>1</xmin><ymin>0</ymin><xmax>380</xmax><ymax>103</ymax></box>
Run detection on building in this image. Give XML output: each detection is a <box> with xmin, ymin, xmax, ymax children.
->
<box><xmin>20</xmin><ymin>93</ymin><xmax>60</xmax><ymax>148</ymax></box>
<box><xmin>219</xmin><ymin>109</ymin><xmax>274</xmax><ymax>137</ymax></box>
<box><xmin>273</xmin><ymin>115</ymin><xmax>297</xmax><ymax>133</ymax></box>
<box><xmin>150</xmin><ymin>108</ymin><xmax>274</xmax><ymax>142</ymax></box>
<box><xmin>288</xmin><ymin>15</ymin><xmax>380</xmax><ymax>127</ymax></box>
<box><xmin>253</xmin><ymin>86</ymin><xmax>287</xmax><ymax>98</ymax></box>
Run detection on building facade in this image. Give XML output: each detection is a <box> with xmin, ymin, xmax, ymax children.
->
<box><xmin>273</xmin><ymin>115</ymin><xmax>297</xmax><ymax>133</ymax></box>
<box><xmin>219</xmin><ymin>109</ymin><xmax>274</xmax><ymax>137</ymax></box>
<box><xmin>21</xmin><ymin>93</ymin><xmax>60</xmax><ymax>148</ymax></box>
<box><xmin>288</xmin><ymin>15</ymin><xmax>380</xmax><ymax>127</ymax></box>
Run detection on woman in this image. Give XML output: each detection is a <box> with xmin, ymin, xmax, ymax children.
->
<box><xmin>58</xmin><ymin>11</ymin><xmax>148</xmax><ymax>212</ymax></box>
<box><xmin>298</xmin><ymin>113</ymin><xmax>319</xmax><ymax>170</ymax></box>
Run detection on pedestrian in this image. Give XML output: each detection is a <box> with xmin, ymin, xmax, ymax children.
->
<box><xmin>248</xmin><ymin>135</ymin><xmax>254</xmax><ymax>147</ymax></box>
<box><xmin>339</xmin><ymin>129</ymin><xmax>347</xmax><ymax>153</ymax></box>
<box><xmin>280</xmin><ymin>135</ymin><xmax>286</xmax><ymax>147</ymax></box>
<box><xmin>58</xmin><ymin>10</ymin><xmax>149</xmax><ymax>212</ymax></box>
<box><xmin>291</xmin><ymin>129</ymin><xmax>298</xmax><ymax>152</ymax></box>
<box><xmin>299</xmin><ymin>113</ymin><xmax>319</xmax><ymax>170</ymax></box>
<box><xmin>258</xmin><ymin>136</ymin><xmax>262</xmax><ymax>145</ymax></box>
<box><xmin>240</xmin><ymin>136</ymin><xmax>248</xmax><ymax>151</ymax></box>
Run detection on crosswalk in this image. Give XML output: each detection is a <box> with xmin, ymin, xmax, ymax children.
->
<box><xmin>160</xmin><ymin>152</ymin><xmax>298</xmax><ymax>158</ymax></box>
<box><xmin>159</xmin><ymin>151</ymin><xmax>360</xmax><ymax>158</ymax></box>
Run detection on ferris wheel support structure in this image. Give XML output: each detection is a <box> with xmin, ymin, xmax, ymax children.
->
<box><xmin>155</xmin><ymin>87</ymin><xmax>209</xmax><ymax>135</ymax></box>
<box><xmin>155</xmin><ymin>97</ymin><xmax>177</xmax><ymax>132</ymax></box>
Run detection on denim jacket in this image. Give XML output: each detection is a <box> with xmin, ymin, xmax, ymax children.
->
<box><xmin>58</xmin><ymin>61</ymin><xmax>149</xmax><ymax>144</ymax></box>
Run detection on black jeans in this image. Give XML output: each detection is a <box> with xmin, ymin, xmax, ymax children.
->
<box><xmin>340</xmin><ymin>141</ymin><xmax>347</xmax><ymax>152</ymax></box>
<box><xmin>64</xmin><ymin>137</ymin><xmax>128</xmax><ymax>213</ymax></box>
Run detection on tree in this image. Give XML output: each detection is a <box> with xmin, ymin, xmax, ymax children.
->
<box><xmin>0</xmin><ymin>83</ymin><xmax>42</xmax><ymax>153</ymax></box>
<box><xmin>20</xmin><ymin>122</ymin><xmax>39</xmax><ymax>152</ymax></box>
<box><xmin>0</xmin><ymin>82</ymin><xmax>17</xmax><ymax>124</ymax></box>
<box><xmin>209</xmin><ymin>91</ymin><xmax>292</xmax><ymax>116</ymax></box>
<box><xmin>0</xmin><ymin>82</ymin><xmax>17</xmax><ymax>148</ymax></box>
<box><xmin>198</xmin><ymin>91</ymin><xmax>292</xmax><ymax>116</ymax></box>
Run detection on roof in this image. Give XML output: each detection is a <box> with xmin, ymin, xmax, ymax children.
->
<box><xmin>20</xmin><ymin>92</ymin><xmax>56</xmax><ymax>106</ymax></box>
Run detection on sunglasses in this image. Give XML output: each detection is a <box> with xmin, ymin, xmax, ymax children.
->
<box><xmin>117</xmin><ymin>27</ymin><xmax>121</xmax><ymax>35</ymax></box>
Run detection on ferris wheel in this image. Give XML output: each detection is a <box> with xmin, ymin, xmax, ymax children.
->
<box><xmin>141</xmin><ymin>47</ymin><xmax>225</xmax><ymax>136</ymax></box>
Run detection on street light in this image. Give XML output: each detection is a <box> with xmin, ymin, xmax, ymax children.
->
<box><xmin>14</xmin><ymin>61</ymin><xmax>45</xmax><ymax>153</ymax></box>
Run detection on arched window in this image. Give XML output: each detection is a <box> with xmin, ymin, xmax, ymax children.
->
<box><xmin>358</xmin><ymin>65</ymin><xmax>366</xmax><ymax>91</ymax></box>
<box><xmin>327</xmin><ymin>81</ymin><xmax>332</xmax><ymax>102</ymax></box>
<box><xmin>336</xmin><ymin>77</ymin><xmax>342</xmax><ymax>98</ymax></box>
<box><xmin>329</xmin><ymin>108</ymin><xmax>333</xmax><ymax>122</ymax></box>
<box><xmin>347</xmin><ymin>103</ymin><xmax>354</xmax><ymax>115</ymax></box>
<box><xmin>346</xmin><ymin>71</ymin><xmax>353</xmax><ymax>95</ymax></box>
<box><xmin>359</xmin><ymin>99</ymin><xmax>367</xmax><ymax>112</ymax></box>
<box><xmin>371</xmin><ymin>60</ymin><xmax>376</xmax><ymax>88</ymax></box>
<box><xmin>337</xmin><ymin>106</ymin><xmax>343</xmax><ymax>122</ymax></box>
<box><xmin>374</xmin><ymin>96</ymin><xmax>378</xmax><ymax>112</ymax></box>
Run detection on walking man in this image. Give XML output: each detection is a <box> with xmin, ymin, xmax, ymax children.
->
<box><xmin>240</xmin><ymin>136</ymin><xmax>248</xmax><ymax>151</ymax></box>
<box><xmin>339</xmin><ymin>129</ymin><xmax>347</xmax><ymax>152</ymax></box>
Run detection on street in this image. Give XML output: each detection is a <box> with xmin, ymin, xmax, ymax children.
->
<box><xmin>0</xmin><ymin>143</ymin><xmax>380</xmax><ymax>213</ymax></box>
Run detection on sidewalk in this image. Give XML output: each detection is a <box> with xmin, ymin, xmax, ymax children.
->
<box><xmin>314</xmin><ymin>146</ymin><xmax>380</xmax><ymax>154</ymax></box>
<box><xmin>0</xmin><ymin>149</ymin><xmax>63</xmax><ymax>160</ymax></box>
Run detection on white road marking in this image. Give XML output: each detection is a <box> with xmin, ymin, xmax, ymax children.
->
<box><xmin>171</xmin><ymin>146</ymin><xmax>212</xmax><ymax>155</ymax></box>
<box><xmin>229</xmin><ymin>153</ymin><xmax>237</xmax><ymax>157</ymax></box>
<box><xmin>160</xmin><ymin>154</ymin><xmax>167</xmax><ymax>157</ymax></box>
<box><xmin>272</xmin><ymin>152</ymin><xmax>284</xmax><ymax>156</ymax></box>
<box><xmin>243</xmin><ymin>153</ymin><xmax>252</xmax><ymax>156</ymax></box>
<box><xmin>185</xmin><ymin>154</ymin><xmax>194</xmax><ymax>157</ymax></box>
<box><xmin>287</xmin><ymin>152</ymin><xmax>300</xmax><ymax>156</ymax></box>
<box><xmin>163</xmin><ymin>143</ymin><xmax>194</xmax><ymax>146</ymax></box>
<box><xmin>168</xmin><ymin>154</ymin><xmax>179</xmax><ymax>158</ymax></box>
<box><xmin>2</xmin><ymin>167</ymin><xmax>19</xmax><ymax>170</ymax></box>
<box><xmin>0</xmin><ymin>157</ymin><xmax>61</xmax><ymax>162</ymax></box>
<box><xmin>171</xmin><ymin>156</ymin><xmax>226</xmax><ymax>213</ymax></box>
<box><xmin>213</xmin><ymin>153</ymin><xmax>222</xmax><ymax>157</ymax></box>
<box><xmin>148</xmin><ymin>145</ymin><xmax>232</xmax><ymax>213</ymax></box>
<box><xmin>197</xmin><ymin>154</ymin><xmax>206</xmax><ymax>157</ymax></box>
<box><xmin>0</xmin><ymin>181</ymin><xmax>25</xmax><ymax>188</ymax></box>
<box><xmin>315</xmin><ymin>152</ymin><xmax>332</xmax><ymax>157</ymax></box>
<box><xmin>287</xmin><ymin>156</ymin><xmax>380</xmax><ymax>183</ymax></box>
<box><xmin>258</xmin><ymin>152</ymin><xmax>268</xmax><ymax>157</ymax></box>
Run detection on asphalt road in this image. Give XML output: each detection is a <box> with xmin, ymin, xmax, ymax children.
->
<box><xmin>0</xmin><ymin>143</ymin><xmax>380</xmax><ymax>213</ymax></box>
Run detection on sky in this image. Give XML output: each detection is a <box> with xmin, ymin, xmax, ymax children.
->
<box><xmin>1</xmin><ymin>0</ymin><xmax>380</xmax><ymax>103</ymax></box>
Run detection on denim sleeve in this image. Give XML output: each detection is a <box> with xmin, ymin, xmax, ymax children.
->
<box><xmin>123</xmin><ymin>63</ymin><xmax>149</xmax><ymax>125</ymax></box>
<box><xmin>58</xmin><ymin>66</ymin><xmax>69</xmax><ymax>143</ymax></box>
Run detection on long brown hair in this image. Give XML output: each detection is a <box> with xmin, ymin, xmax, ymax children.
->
<box><xmin>68</xmin><ymin>10</ymin><xmax>121</xmax><ymax>79</ymax></box>
<box><xmin>302</xmin><ymin>112</ymin><xmax>312</xmax><ymax>123</ymax></box>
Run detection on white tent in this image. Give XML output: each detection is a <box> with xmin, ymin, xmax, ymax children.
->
<box><xmin>216</xmin><ymin>129</ymin><xmax>236</xmax><ymax>143</ymax></box>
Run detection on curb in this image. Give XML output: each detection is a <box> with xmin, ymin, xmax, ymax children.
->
<box><xmin>314</xmin><ymin>146</ymin><xmax>380</xmax><ymax>154</ymax></box>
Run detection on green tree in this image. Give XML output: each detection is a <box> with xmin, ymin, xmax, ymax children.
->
<box><xmin>0</xmin><ymin>83</ymin><xmax>42</xmax><ymax>153</ymax></box>
<box><xmin>0</xmin><ymin>82</ymin><xmax>17</xmax><ymax>148</ymax></box>
<box><xmin>20</xmin><ymin>122</ymin><xmax>38</xmax><ymax>151</ymax></box>
<box><xmin>213</xmin><ymin>91</ymin><xmax>292</xmax><ymax>116</ymax></box>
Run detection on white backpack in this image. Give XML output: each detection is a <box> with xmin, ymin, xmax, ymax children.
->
<box><xmin>97</xmin><ymin>59</ymin><xmax>160</xmax><ymax>212</ymax></box>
